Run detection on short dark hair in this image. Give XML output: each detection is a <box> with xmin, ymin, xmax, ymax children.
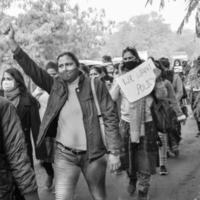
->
<box><xmin>101</xmin><ymin>66</ymin><xmax>108</xmax><ymax>76</ymax></box>
<box><xmin>45</xmin><ymin>61</ymin><xmax>58</xmax><ymax>72</ymax></box>
<box><xmin>173</xmin><ymin>59</ymin><xmax>181</xmax><ymax>66</ymax></box>
<box><xmin>122</xmin><ymin>46</ymin><xmax>141</xmax><ymax>61</ymax></box>
<box><xmin>102</xmin><ymin>55</ymin><xmax>112</xmax><ymax>63</ymax></box>
<box><xmin>57</xmin><ymin>52</ymin><xmax>80</xmax><ymax>67</ymax></box>
<box><xmin>90</xmin><ymin>66</ymin><xmax>102</xmax><ymax>74</ymax></box>
<box><xmin>159</xmin><ymin>57</ymin><xmax>170</xmax><ymax>69</ymax></box>
<box><xmin>79</xmin><ymin>63</ymin><xmax>89</xmax><ymax>75</ymax></box>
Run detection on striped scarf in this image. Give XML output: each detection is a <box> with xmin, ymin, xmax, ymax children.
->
<box><xmin>129</xmin><ymin>97</ymin><xmax>146</xmax><ymax>143</ymax></box>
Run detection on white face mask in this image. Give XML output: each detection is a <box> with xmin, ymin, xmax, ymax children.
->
<box><xmin>2</xmin><ymin>80</ymin><xmax>15</xmax><ymax>91</ymax></box>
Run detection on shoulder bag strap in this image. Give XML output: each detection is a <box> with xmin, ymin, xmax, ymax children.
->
<box><xmin>91</xmin><ymin>77</ymin><xmax>106</xmax><ymax>147</ymax></box>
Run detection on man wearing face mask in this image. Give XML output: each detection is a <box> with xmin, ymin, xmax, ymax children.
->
<box><xmin>4</xmin><ymin>25</ymin><xmax>122</xmax><ymax>200</ymax></box>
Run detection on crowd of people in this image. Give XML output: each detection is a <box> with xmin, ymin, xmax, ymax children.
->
<box><xmin>1</xmin><ymin>24</ymin><xmax>200</xmax><ymax>200</ymax></box>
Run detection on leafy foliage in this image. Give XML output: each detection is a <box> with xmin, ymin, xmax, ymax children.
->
<box><xmin>146</xmin><ymin>0</ymin><xmax>200</xmax><ymax>37</ymax></box>
<box><xmin>102</xmin><ymin>12</ymin><xmax>200</xmax><ymax>59</ymax></box>
<box><xmin>0</xmin><ymin>0</ymin><xmax>114</xmax><ymax>66</ymax></box>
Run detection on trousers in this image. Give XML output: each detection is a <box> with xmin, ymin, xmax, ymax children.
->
<box><xmin>54</xmin><ymin>143</ymin><xmax>107</xmax><ymax>200</ymax></box>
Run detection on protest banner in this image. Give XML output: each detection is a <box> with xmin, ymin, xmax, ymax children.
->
<box><xmin>116</xmin><ymin>59</ymin><xmax>157</xmax><ymax>102</ymax></box>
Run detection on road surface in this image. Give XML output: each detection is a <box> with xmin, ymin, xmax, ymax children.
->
<box><xmin>35</xmin><ymin>108</ymin><xmax>200</xmax><ymax>200</ymax></box>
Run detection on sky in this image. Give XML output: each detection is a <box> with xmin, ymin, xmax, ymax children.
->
<box><xmin>6</xmin><ymin>0</ymin><xmax>196</xmax><ymax>32</ymax></box>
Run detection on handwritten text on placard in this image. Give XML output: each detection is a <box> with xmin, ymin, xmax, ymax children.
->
<box><xmin>116</xmin><ymin>59</ymin><xmax>157</xmax><ymax>102</ymax></box>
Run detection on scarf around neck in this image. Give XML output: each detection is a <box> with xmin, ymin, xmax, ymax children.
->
<box><xmin>130</xmin><ymin>97</ymin><xmax>146</xmax><ymax>143</ymax></box>
<box><xmin>4</xmin><ymin>88</ymin><xmax>21</xmax><ymax>108</ymax></box>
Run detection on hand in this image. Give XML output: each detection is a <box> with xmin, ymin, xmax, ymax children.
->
<box><xmin>2</xmin><ymin>24</ymin><xmax>15</xmax><ymax>40</ymax></box>
<box><xmin>108</xmin><ymin>154</ymin><xmax>121</xmax><ymax>173</ymax></box>
<box><xmin>118</xmin><ymin>62</ymin><xmax>124</xmax><ymax>75</ymax></box>
<box><xmin>2</xmin><ymin>24</ymin><xmax>18</xmax><ymax>52</ymax></box>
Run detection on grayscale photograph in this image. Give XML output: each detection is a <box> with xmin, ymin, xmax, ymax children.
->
<box><xmin>0</xmin><ymin>0</ymin><xmax>200</xmax><ymax>200</ymax></box>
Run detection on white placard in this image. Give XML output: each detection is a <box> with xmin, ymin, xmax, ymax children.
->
<box><xmin>116</xmin><ymin>59</ymin><xmax>157</xmax><ymax>102</ymax></box>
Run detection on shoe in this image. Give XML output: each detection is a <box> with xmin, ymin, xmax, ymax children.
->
<box><xmin>159</xmin><ymin>165</ymin><xmax>168</xmax><ymax>175</ymax></box>
<box><xmin>177</xmin><ymin>114</ymin><xmax>186</xmax><ymax>121</ymax></box>
<box><xmin>127</xmin><ymin>182</ymin><xmax>136</xmax><ymax>196</ymax></box>
<box><xmin>167</xmin><ymin>150</ymin><xmax>175</xmax><ymax>158</ymax></box>
<box><xmin>137</xmin><ymin>191</ymin><xmax>149</xmax><ymax>200</ymax></box>
<box><xmin>173</xmin><ymin>149</ymin><xmax>179</xmax><ymax>157</ymax></box>
<box><xmin>44</xmin><ymin>175</ymin><xmax>53</xmax><ymax>189</ymax></box>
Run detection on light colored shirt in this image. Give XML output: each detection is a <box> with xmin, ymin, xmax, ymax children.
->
<box><xmin>56</xmin><ymin>78</ymin><xmax>87</xmax><ymax>150</ymax></box>
<box><xmin>32</xmin><ymin>87</ymin><xmax>49</xmax><ymax>120</ymax></box>
<box><xmin>110</xmin><ymin>78</ymin><xmax>131</xmax><ymax>122</ymax></box>
<box><xmin>110</xmin><ymin>78</ymin><xmax>153</xmax><ymax>122</ymax></box>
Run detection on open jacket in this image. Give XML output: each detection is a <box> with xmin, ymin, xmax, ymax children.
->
<box><xmin>13</xmin><ymin>47</ymin><xmax>121</xmax><ymax>161</ymax></box>
<box><xmin>0</xmin><ymin>97</ymin><xmax>37</xmax><ymax>200</ymax></box>
<box><xmin>16</xmin><ymin>93</ymin><xmax>44</xmax><ymax>161</ymax></box>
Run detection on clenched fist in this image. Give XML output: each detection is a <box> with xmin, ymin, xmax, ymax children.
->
<box><xmin>2</xmin><ymin>24</ymin><xmax>18</xmax><ymax>52</ymax></box>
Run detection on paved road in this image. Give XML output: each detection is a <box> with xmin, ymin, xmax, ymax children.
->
<box><xmin>35</xmin><ymin>110</ymin><xmax>200</xmax><ymax>200</ymax></box>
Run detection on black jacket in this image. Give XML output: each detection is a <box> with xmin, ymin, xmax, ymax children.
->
<box><xmin>16</xmin><ymin>93</ymin><xmax>41</xmax><ymax>160</ymax></box>
<box><xmin>0</xmin><ymin>97</ymin><xmax>37</xmax><ymax>200</ymax></box>
<box><xmin>13</xmin><ymin>47</ymin><xmax>122</xmax><ymax>161</ymax></box>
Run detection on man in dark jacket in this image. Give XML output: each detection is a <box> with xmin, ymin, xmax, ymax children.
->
<box><xmin>5</xmin><ymin>25</ymin><xmax>121</xmax><ymax>200</ymax></box>
<box><xmin>0</xmin><ymin>97</ymin><xmax>39</xmax><ymax>200</ymax></box>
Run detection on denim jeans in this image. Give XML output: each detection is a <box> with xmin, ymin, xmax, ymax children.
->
<box><xmin>54</xmin><ymin>143</ymin><xmax>107</xmax><ymax>200</ymax></box>
<box><xmin>158</xmin><ymin>133</ymin><xmax>167</xmax><ymax>166</ymax></box>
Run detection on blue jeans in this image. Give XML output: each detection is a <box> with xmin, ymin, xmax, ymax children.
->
<box><xmin>55</xmin><ymin>143</ymin><xmax>107</xmax><ymax>200</ymax></box>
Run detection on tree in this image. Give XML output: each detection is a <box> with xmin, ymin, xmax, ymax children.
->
<box><xmin>102</xmin><ymin>12</ymin><xmax>200</xmax><ymax>59</ymax></box>
<box><xmin>0</xmin><ymin>0</ymin><xmax>113</xmax><ymax>64</ymax></box>
<box><xmin>146</xmin><ymin>0</ymin><xmax>200</xmax><ymax>37</ymax></box>
<box><xmin>0</xmin><ymin>0</ymin><xmax>114</xmax><ymax>90</ymax></box>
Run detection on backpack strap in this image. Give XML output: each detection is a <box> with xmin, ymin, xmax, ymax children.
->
<box><xmin>90</xmin><ymin>77</ymin><xmax>106</xmax><ymax>147</ymax></box>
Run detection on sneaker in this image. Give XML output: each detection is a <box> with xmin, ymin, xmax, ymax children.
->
<box><xmin>127</xmin><ymin>182</ymin><xmax>136</xmax><ymax>196</ymax></box>
<box><xmin>137</xmin><ymin>191</ymin><xmax>149</xmax><ymax>200</ymax></box>
<box><xmin>159</xmin><ymin>165</ymin><xmax>168</xmax><ymax>175</ymax></box>
<box><xmin>167</xmin><ymin>150</ymin><xmax>175</xmax><ymax>158</ymax></box>
<box><xmin>173</xmin><ymin>149</ymin><xmax>179</xmax><ymax>157</ymax></box>
<box><xmin>177</xmin><ymin>114</ymin><xmax>186</xmax><ymax>121</ymax></box>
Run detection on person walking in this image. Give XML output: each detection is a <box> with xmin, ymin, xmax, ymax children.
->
<box><xmin>1</xmin><ymin>68</ymin><xmax>41</xmax><ymax>167</ymax></box>
<box><xmin>0</xmin><ymin>96</ymin><xmax>39</xmax><ymax>200</ymax></box>
<box><xmin>5</xmin><ymin>24</ymin><xmax>122</xmax><ymax>200</ymax></box>
<box><xmin>110</xmin><ymin>47</ymin><xmax>158</xmax><ymax>200</ymax></box>
<box><xmin>153</xmin><ymin>59</ymin><xmax>185</xmax><ymax>175</ymax></box>
<box><xmin>32</xmin><ymin>61</ymin><xmax>58</xmax><ymax>189</ymax></box>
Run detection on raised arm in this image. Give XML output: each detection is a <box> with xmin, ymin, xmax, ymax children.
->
<box><xmin>4</xmin><ymin>25</ymin><xmax>54</xmax><ymax>93</ymax></box>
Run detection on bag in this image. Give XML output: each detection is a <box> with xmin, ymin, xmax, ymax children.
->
<box><xmin>181</xmin><ymin>84</ymin><xmax>188</xmax><ymax>100</ymax></box>
<box><xmin>151</xmin><ymin>98</ymin><xmax>178</xmax><ymax>133</ymax></box>
<box><xmin>154</xmin><ymin>81</ymin><xmax>168</xmax><ymax>99</ymax></box>
<box><xmin>91</xmin><ymin>77</ymin><xmax>107</xmax><ymax>147</ymax></box>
